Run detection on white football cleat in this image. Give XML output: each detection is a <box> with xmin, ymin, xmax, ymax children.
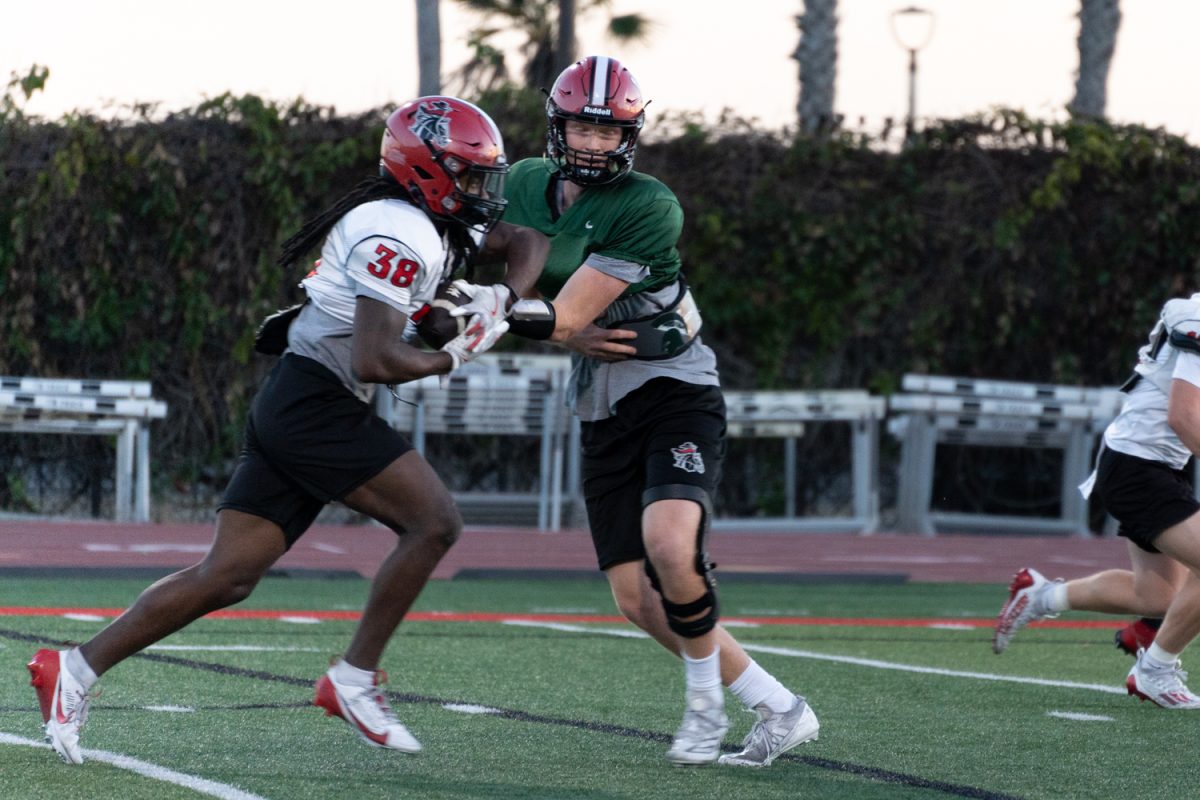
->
<box><xmin>718</xmin><ymin>695</ymin><xmax>819</xmax><ymax>767</ymax></box>
<box><xmin>314</xmin><ymin>664</ymin><xmax>422</xmax><ymax>752</ymax></box>
<box><xmin>28</xmin><ymin>649</ymin><xmax>91</xmax><ymax>765</ymax></box>
<box><xmin>665</xmin><ymin>691</ymin><xmax>729</xmax><ymax>766</ymax></box>
<box><xmin>1126</xmin><ymin>649</ymin><xmax>1200</xmax><ymax>709</ymax></box>
<box><xmin>993</xmin><ymin>567</ymin><xmax>1057</xmax><ymax>654</ymax></box>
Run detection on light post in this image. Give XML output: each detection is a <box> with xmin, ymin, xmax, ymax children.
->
<box><xmin>890</xmin><ymin>6</ymin><xmax>935</xmax><ymax>139</ymax></box>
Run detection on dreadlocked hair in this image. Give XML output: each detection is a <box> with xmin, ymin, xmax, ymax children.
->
<box><xmin>279</xmin><ymin>175</ymin><xmax>409</xmax><ymax>268</ymax></box>
<box><xmin>278</xmin><ymin>174</ymin><xmax>480</xmax><ymax>281</ymax></box>
<box><xmin>445</xmin><ymin>224</ymin><xmax>480</xmax><ymax>282</ymax></box>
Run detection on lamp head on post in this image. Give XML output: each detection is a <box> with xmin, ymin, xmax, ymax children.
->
<box><xmin>891</xmin><ymin>6</ymin><xmax>935</xmax><ymax>52</ymax></box>
<box><xmin>890</xmin><ymin>6</ymin><xmax>935</xmax><ymax>141</ymax></box>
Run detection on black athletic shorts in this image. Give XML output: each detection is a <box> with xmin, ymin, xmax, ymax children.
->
<box><xmin>218</xmin><ymin>354</ymin><xmax>413</xmax><ymax>547</ymax></box>
<box><xmin>1094</xmin><ymin>447</ymin><xmax>1199</xmax><ymax>554</ymax></box>
<box><xmin>580</xmin><ymin>377</ymin><xmax>726</xmax><ymax>570</ymax></box>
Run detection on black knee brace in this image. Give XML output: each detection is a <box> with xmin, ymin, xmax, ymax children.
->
<box><xmin>658</xmin><ymin>582</ymin><xmax>719</xmax><ymax>638</ymax></box>
<box><xmin>642</xmin><ymin>484</ymin><xmax>719</xmax><ymax>639</ymax></box>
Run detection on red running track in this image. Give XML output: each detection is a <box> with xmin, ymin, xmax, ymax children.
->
<box><xmin>0</xmin><ymin>518</ymin><xmax>1135</xmax><ymax>584</ymax></box>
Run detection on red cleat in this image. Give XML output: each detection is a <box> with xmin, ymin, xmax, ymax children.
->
<box><xmin>1115</xmin><ymin>619</ymin><xmax>1160</xmax><ymax>656</ymax></box>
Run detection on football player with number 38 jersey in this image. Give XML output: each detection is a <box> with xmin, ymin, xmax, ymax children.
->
<box><xmin>293</xmin><ymin>198</ymin><xmax>480</xmax><ymax>401</ymax></box>
<box><xmin>27</xmin><ymin>96</ymin><xmax>549</xmax><ymax>764</ymax></box>
<box><xmin>501</xmin><ymin>56</ymin><xmax>819</xmax><ymax>767</ymax></box>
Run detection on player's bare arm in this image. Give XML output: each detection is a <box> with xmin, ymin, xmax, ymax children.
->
<box><xmin>476</xmin><ymin>220</ymin><xmax>549</xmax><ymax>299</ymax></box>
<box><xmin>351</xmin><ymin>295</ymin><xmax>453</xmax><ymax>383</ymax></box>
<box><xmin>1167</xmin><ymin>377</ymin><xmax>1200</xmax><ymax>454</ymax></box>
<box><xmin>550</xmin><ymin>265</ymin><xmax>637</xmax><ymax>360</ymax></box>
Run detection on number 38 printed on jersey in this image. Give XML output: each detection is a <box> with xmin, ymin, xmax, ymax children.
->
<box><xmin>368</xmin><ymin>243</ymin><xmax>418</xmax><ymax>288</ymax></box>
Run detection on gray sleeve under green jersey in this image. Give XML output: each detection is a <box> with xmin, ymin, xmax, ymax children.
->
<box><xmin>503</xmin><ymin>164</ymin><xmax>720</xmax><ymax>419</ymax></box>
<box><xmin>569</xmin><ymin>283</ymin><xmax>719</xmax><ymax>421</ymax></box>
<box><xmin>571</xmin><ymin>187</ymin><xmax>719</xmax><ymax>421</ymax></box>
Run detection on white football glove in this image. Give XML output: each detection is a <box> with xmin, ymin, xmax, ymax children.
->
<box><xmin>447</xmin><ymin>280</ymin><xmax>516</xmax><ymax>329</ymax></box>
<box><xmin>441</xmin><ymin>314</ymin><xmax>510</xmax><ymax>371</ymax></box>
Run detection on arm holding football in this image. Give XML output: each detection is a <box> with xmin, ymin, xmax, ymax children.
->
<box><xmin>440</xmin><ymin>281</ymin><xmax>513</xmax><ymax>369</ymax></box>
<box><xmin>448</xmin><ymin>279</ymin><xmax>515</xmax><ymax>325</ymax></box>
<box><xmin>441</xmin><ymin>316</ymin><xmax>510</xmax><ymax>370</ymax></box>
<box><xmin>352</xmin><ymin>295</ymin><xmax>455</xmax><ymax>382</ymax></box>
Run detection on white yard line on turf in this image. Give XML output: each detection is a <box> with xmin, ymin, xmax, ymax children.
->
<box><xmin>503</xmin><ymin>620</ymin><xmax>650</xmax><ymax>639</ymax></box>
<box><xmin>1047</xmin><ymin>711</ymin><xmax>1114</xmax><ymax>721</ymax></box>
<box><xmin>146</xmin><ymin>645</ymin><xmax>322</xmax><ymax>652</ymax></box>
<box><xmin>0</xmin><ymin>732</ymin><xmax>269</xmax><ymax>800</ymax></box>
<box><xmin>443</xmin><ymin>703</ymin><xmax>501</xmax><ymax>714</ymax></box>
<box><xmin>504</xmin><ymin>620</ymin><xmax>1128</xmax><ymax>695</ymax></box>
<box><xmin>144</xmin><ymin>705</ymin><xmax>196</xmax><ymax>713</ymax></box>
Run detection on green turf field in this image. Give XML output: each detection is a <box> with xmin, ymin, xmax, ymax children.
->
<box><xmin>0</xmin><ymin>575</ymin><xmax>1184</xmax><ymax>799</ymax></box>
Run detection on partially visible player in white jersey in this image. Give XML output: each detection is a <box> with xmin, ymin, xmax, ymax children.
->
<box><xmin>28</xmin><ymin>96</ymin><xmax>549</xmax><ymax>764</ymax></box>
<box><xmin>993</xmin><ymin>293</ymin><xmax>1200</xmax><ymax>709</ymax></box>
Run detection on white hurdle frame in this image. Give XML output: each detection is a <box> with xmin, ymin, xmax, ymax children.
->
<box><xmin>890</xmin><ymin>374</ymin><xmax>1122</xmax><ymax>537</ymax></box>
<box><xmin>382</xmin><ymin>359</ymin><xmax>886</xmax><ymax>534</ymax></box>
<box><xmin>716</xmin><ymin>390</ymin><xmax>885</xmax><ymax>533</ymax></box>
<box><xmin>0</xmin><ymin>377</ymin><xmax>166</xmax><ymax>522</ymax></box>
<box><xmin>381</xmin><ymin>354</ymin><xmax>577</xmax><ymax>531</ymax></box>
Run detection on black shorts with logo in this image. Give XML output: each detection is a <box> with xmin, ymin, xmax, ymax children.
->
<box><xmin>218</xmin><ymin>354</ymin><xmax>413</xmax><ymax>547</ymax></box>
<box><xmin>580</xmin><ymin>377</ymin><xmax>726</xmax><ymax>570</ymax></box>
<box><xmin>1094</xmin><ymin>447</ymin><xmax>1199</xmax><ymax>553</ymax></box>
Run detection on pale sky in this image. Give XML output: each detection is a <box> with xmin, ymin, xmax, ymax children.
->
<box><xmin>4</xmin><ymin>1</ymin><xmax>1198</xmax><ymax>143</ymax></box>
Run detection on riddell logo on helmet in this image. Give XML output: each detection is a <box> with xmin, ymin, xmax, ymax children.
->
<box><xmin>582</xmin><ymin>106</ymin><xmax>613</xmax><ymax>117</ymax></box>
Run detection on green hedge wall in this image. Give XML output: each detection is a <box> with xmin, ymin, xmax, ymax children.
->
<box><xmin>3</xmin><ymin>85</ymin><xmax>1200</xmax><ymax>519</ymax></box>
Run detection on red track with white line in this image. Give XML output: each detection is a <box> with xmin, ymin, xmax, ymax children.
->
<box><xmin>0</xmin><ymin>518</ymin><xmax>1133</xmax><ymax>583</ymax></box>
<box><xmin>0</xmin><ymin>605</ymin><xmax>1130</xmax><ymax>631</ymax></box>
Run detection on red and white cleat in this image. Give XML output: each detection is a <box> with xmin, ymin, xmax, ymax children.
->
<box><xmin>1126</xmin><ymin>648</ymin><xmax>1200</xmax><ymax>709</ymax></box>
<box><xmin>27</xmin><ymin>649</ymin><xmax>91</xmax><ymax>764</ymax></box>
<box><xmin>314</xmin><ymin>664</ymin><xmax>422</xmax><ymax>753</ymax></box>
<box><xmin>993</xmin><ymin>567</ymin><xmax>1056</xmax><ymax>654</ymax></box>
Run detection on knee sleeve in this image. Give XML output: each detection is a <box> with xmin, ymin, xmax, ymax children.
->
<box><xmin>659</xmin><ymin>583</ymin><xmax>719</xmax><ymax>638</ymax></box>
<box><xmin>642</xmin><ymin>484</ymin><xmax>719</xmax><ymax>638</ymax></box>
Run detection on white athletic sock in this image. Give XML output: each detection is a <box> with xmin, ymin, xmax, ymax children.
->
<box><xmin>728</xmin><ymin>659</ymin><xmax>796</xmax><ymax>713</ymax></box>
<box><xmin>1145</xmin><ymin>642</ymin><xmax>1181</xmax><ymax>669</ymax></box>
<box><xmin>1043</xmin><ymin>580</ymin><xmax>1070</xmax><ymax>614</ymax></box>
<box><xmin>683</xmin><ymin>647</ymin><xmax>721</xmax><ymax>695</ymax></box>
<box><xmin>332</xmin><ymin>658</ymin><xmax>377</xmax><ymax>687</ymax></box>
<box><xmin>66</xmin><ymin>647</ymin><xmax>98</xmax><ymax>692</ymax></box>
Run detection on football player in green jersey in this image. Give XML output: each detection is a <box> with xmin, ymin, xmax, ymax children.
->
<box><xmin>501</xmin><ymin>56</ymin><xmax>819</xmax><ymax>766</ymax></box>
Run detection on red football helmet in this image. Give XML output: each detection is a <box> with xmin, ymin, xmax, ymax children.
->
<box><xmin>380</xmin><ymin>96</ymin><xmax>508</xmax><ymax>233</ymax></box>
<box><xmin>546</xmin><ymin>55</ymin><xmax>645</xmax><ymax>185</ymax></box>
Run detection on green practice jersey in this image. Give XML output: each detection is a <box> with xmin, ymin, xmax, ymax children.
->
<box><xmin>503</xmin><ymin>158</ymin><xmax>683</xmax><ymax>299</ymax></box>
<box><xmin>501</xmin><ymin>158</ymin><xmax>718</xmax><ymax>421</ymax></box>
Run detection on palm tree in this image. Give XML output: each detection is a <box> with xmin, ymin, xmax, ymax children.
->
<box><xmin>1070</xmin><ymin>0</ymin><xmax>1121</xmax><ymax>118</ymax></box>
<box><xmin>450</xmin><ymin>0</ymin><xmax>652</xmax><ymax>93</ymax></box>
<box><xmin>416</xmin><ymin>0</ymin><xmax>442</xmax><ymax>96</ymax></box>
<box><xmin>555</xmin><ymin>0</ymin><xmax>576</xmax><ymax>80</ymax></box>
<box><xmin>793</xmin><ymin>0</ymin><xmax>838</xmax><ymax>134</ymax></box>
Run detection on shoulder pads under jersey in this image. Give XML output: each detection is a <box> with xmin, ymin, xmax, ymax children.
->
<box><xmin>1163</xmin><ymin>295</ymin><xmax>1200</xmax><ymax>355</ymax></box>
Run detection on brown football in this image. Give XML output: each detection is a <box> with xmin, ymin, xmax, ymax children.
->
<box><xmin>416</xmin><ymin>282</ymin><xmax>470</xmax><ymax>348</ymax></box>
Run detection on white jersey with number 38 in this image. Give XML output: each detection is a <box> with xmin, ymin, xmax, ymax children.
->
<box><xmin>288</xmin><ymin>198</ymin><xmax>466</xmax><ymax>401</ymax></box>
<box><xmin>301</xmin><ymin>198</ymin><xmax>449</xmax><ymax>322</ymax></box>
